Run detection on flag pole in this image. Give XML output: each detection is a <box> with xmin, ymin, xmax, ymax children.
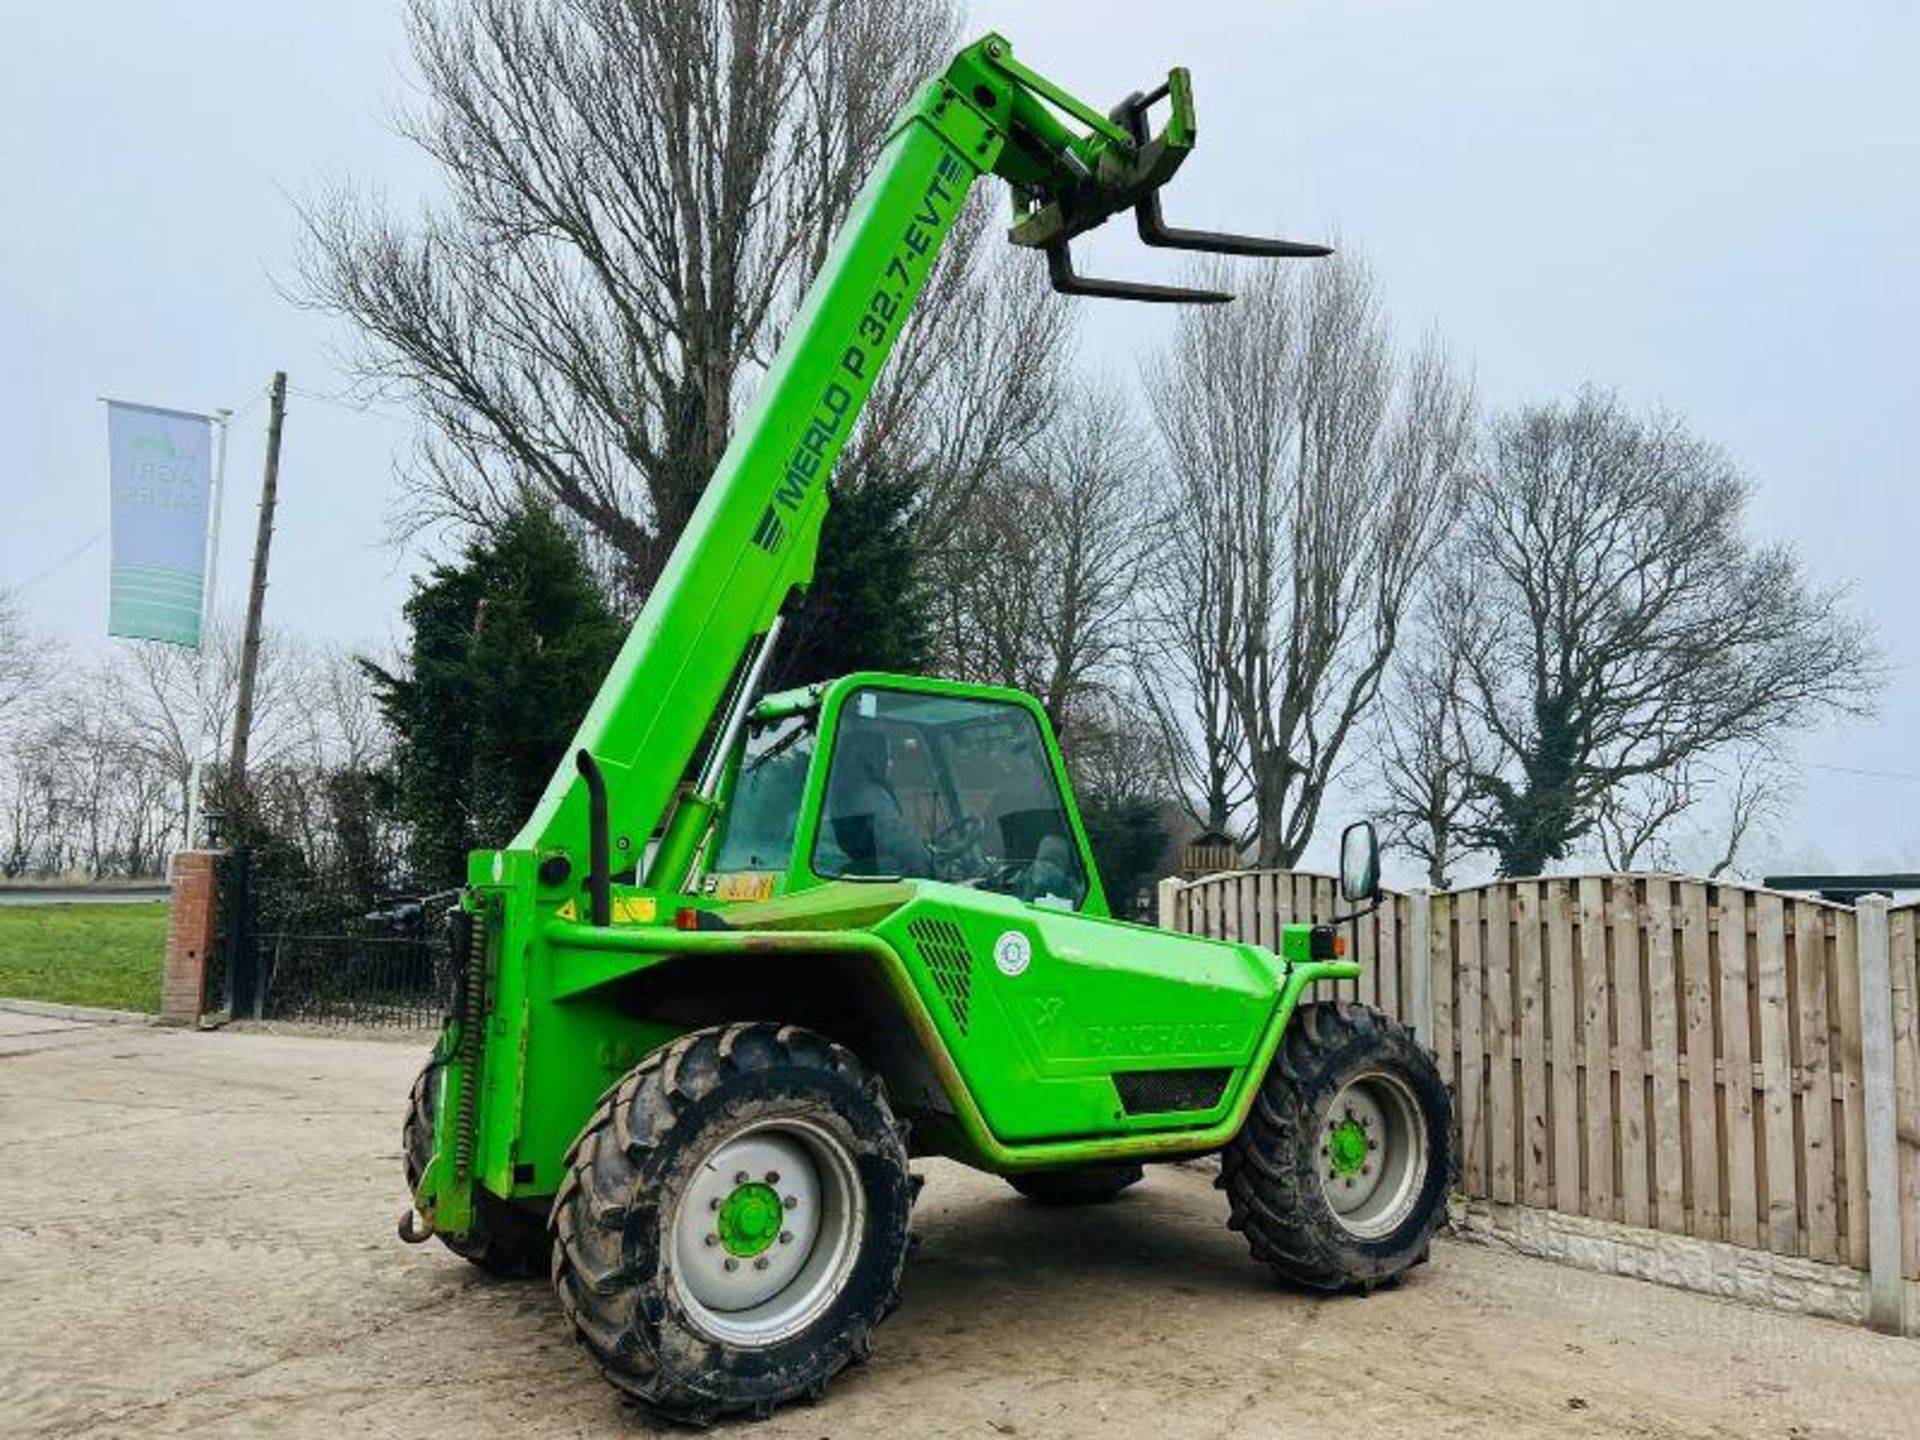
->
<box><xmin>184</xmin><ymin>407</ymin><xmax>233</xmax><ymax>850</ymax></box>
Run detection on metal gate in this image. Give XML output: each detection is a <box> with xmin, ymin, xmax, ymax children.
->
<box><xmin>211</xmin><ymin>846</ymin><xmax>455</xmax><ymax>1028</ymax></box>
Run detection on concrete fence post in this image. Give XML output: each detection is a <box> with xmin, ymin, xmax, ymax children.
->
<box><xmin>1156</xmin><ymin>875</ymin><xmax>1183</xmax><ymax>932</ymax></box>
<box><xmin>1410</xmin><ymin>888</ymin><xmax>1434</xmax><ymax>1043</ymax></box>
<box><xmin>1855</xmin><ymin>895</ymin><xmax>1906</xmax><ymax>1333</ymax></box>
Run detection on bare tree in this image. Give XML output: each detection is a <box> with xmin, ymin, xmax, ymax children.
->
<box><xmin>1594</xmin><ymin>768</ymin><xmax>1693</xmax><ymax>872</ymax></box>
<box><xmin>299</xmin><ymin>0</ymin><xmax>986</xmax><ymax>596</ymax></box>
<box><xmin>0</xmin><ymin>619</ymin><xmax>397</xmax><ymax>881</ymax></box>
<box><xmin>1374</xmin><ymin>581</ymin><xmax>1495</xmax><ymax>887</ymax></box>
<box><xmin>931</xmin><ymin>379</ymin><xmax>1149</xmax><ymax>727</ymax></box>
<box><xmin>1135</xmin><ymin>479</ymin><xmax>1250</xmax><ymax>837</ymax></box>
<box><xmin>841</xmin><ymin>230</ymin><xmax>1071</xmax><ymax>545</ymax></box>
<box><xmin>1701</xmin><ymin>745</ymin><xmax>1796</xmax><ymax>880</ymax></box>
<box><xmin>1455</xmin><ymin>388</ymin><xmax>1880</xmax><ymax>876</ymax></box>
<box><xmin>1</xmin><ymin>655</ymin><xmax>182</xmax><ymax>877</ymax></box>
<box><xmin>119</xmin><ymin>619</ymin><xmax>298</xmax><ymax>831</ymax></box>
<box><xmin>1593</xmin><ymin>743</ymin><xmax>1797</xmax><ymax>878</ymax></box>
<box><xmin>0</xmin><ymin>589</ymin><xmax>49</xmax><ymax>732</ymax></box>
<box><xmin>1143</xmin><ymin>252</ymin><xmax>1475</xmax><ymax>865</ymax></box>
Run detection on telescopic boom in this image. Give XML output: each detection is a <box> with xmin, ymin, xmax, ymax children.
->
<box><xmin>512</xmin><ymin>33</ymin><xmax>1328</xmax><ymax>886</ymax></box>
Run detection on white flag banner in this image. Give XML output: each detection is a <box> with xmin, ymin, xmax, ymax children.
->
<box><xmin>107</xmin><ymin>401</ymin><xmax>213</xmax><ymax>647</ymax></box>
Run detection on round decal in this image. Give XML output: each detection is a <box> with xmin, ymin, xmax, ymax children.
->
<box><xmin>993</xmin><ymin>930</ymin><xmax>1032</xmax><ymax>978</ymax></box>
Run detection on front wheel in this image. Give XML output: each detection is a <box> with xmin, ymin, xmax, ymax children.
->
<box><xmin>549</xmin><ymin>1023</ymin><xmax>912</xmax><ymax>1424</ymax></box>
<box><xmin>1221</xmin><ymin>1002</ymin><xmax>1452</xmax><ymax>1290</ymax></box>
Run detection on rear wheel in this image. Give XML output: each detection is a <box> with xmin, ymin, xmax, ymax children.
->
<box><xmin>549</xmin><ymin>1023</ymin><xmax>912</xmax><ymax>1424</ymax></box>
<box><xmin>1006</xmin><ymin>1163</ymin><xmax>1144</xmax><ymax>1205</ymax></box>
<box><xmin>402</xmin><ymin>1057</ymin><xmax>548</xmax><ymax>1278</ymax></box>
<box><xmin>1221</xmin><ymin>1002</ymin><xmax>1452</xmax><ymax>1290</ymax></box>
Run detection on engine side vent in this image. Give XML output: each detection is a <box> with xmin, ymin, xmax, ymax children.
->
<box><xmin>1114</xmin><ymin>1067</ymin><xmax>1232</xmax><ymax>1115</ymax></box>
<box><xmin>906</xmin><ymin>917</ymin><xmax>973</xmax><ymax>1035</ymax></box>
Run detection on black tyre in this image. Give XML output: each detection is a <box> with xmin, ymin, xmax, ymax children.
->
<box><xmin>1221</xmin><ymin>1001</ymin><xmax>1452</xmax><ymax>1291</ymax></box>
<box><xmin>549</xmin><ymin>1023</ymin><xmax>912</xmax><ymax>1424</ymax></box>
<box><xmin>1006</xmin><ymin>1163</ymin><xmax>1144</xmax><ymax>1205</ymax></box>
<box><xmin>403</xmin><ymin>1058</ymin><xmax>548</xmax><ymax>1278</ymax></box>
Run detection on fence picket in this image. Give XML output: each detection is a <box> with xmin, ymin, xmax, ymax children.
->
<box><xmin>1457</xmin><ymin>889</ymin><xmax>1486</xmax><ymax>1197</ymax></box>
<box><xmin>1516</xmin><ymin>881</ymin><xmax>1551</xmax><ymax>1207</ymax></box>
<box><xmin>1356</xmin><ymin>886</ymin><xmax>1377</xmax><ymax>1009</ymax></box>
<box><xmin>1547</xmin><ymin>880</ymin><xmax>1582</xmax><ymax>1216</ymax></box>
<box><xmin>1719</xmin><ymin>887</ymin><xmax>1760</xmax><ymax>1250</ymax></box>
<box><xmin>1890</xmin><ymin>907</ymin><xmax>1920</xmax><ymax>1280</ymax></box>
<box><xmin>1578</xmin><ymin>877</ymin><xmax>1615</xmax><ymax>1221</ymax></box>
<box><xmin>1484</xmin><ymin>885</ymin><xmax>1517</xmax><ymax>1205</ymax></box>
<box><xmin>1645</xmin><ymin>877</ymin><xmax>1686</xmax><ymax>1234</ymax></box>
<box><xmin>1614</xmin><ymin>877</ymin><xmax>1652</xmax><ymax>1229</ymax></box>
<box><xmin>1796</xmin><ymin>901</ymin><xmax>1840</xmax><ymax>1263</ymax></box>
<box><xmin>1833</xmin><ymin>905</ymin><xmax>1868</xmax><ymax>1269</ymax></box>
<box><xmin>1430</xmin><ymin>893</ymin><xmax>1454</xmax><ymax>1098</ymax></box>
<box><xmin>1755</xmin><ymin>893</ymin><xmax>1799</xmax><ymax>1255</ymax></box>
<box><xmin>1682</xmin><ymin>881</ymin><xmax>1722</xmax><ymax>1241</ymax></box>
<box><xmin>1384</xmin><ymin>894</ymin><xmax>1401</xmax><ymax>1016</ymax></box>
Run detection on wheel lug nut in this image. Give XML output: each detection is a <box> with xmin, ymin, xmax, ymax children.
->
<box><xmin>753</xmin><ymin>1256</ymin><xmax>770</xmax><ymax>1270</ymax></box>
<box><xmin>779</xmin><ymin>1230</ymin><xmax>793</xmax><ymax>1245</ymax></box>
<box><xmin>783</xmin><ymin>1195</ymin><xmax>798</xmax><ymax>1210</ymax></box>
<box><xmin>724</xmin><ymin>1257</ymin><xmax>739</xmax><ymax>1271</ymax></box>
<box><xmin>1368</xmin><ymin>1140</ymin><xmax>1379</xmax><ymax>1151</ymax></box>
<box><xmin>735</xmin><ymin>1171</ymin><xmax>750</xmax><ymax>1185</ymax></box>
<box><xmin>709</xmin><ymin>1197</ymin><xmax>721</xmax><ymax>1211</ymax></box>
<box><xmin>765</xmin><ymin>1170</ymin><xmax>781</xmax><ymax>1185</ymax></box>
<box><xmin>704</xmin><ymin>1234</ymin><xmax>718</xmax><ymax>1247</ymax></box>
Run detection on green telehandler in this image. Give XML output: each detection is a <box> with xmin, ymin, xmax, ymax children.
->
<box><xmin>399</xmin><ymin>32</ymin><xmax>1454</xmax><ymax>1422</ymax></box>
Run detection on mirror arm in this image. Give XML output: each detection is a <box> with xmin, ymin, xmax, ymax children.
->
<box><xmin>1330</xmin><ymin>894</ymin><xmax>1383</xmax><ymax>928</ymax></box>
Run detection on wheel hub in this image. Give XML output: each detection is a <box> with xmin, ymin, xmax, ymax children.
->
<box><xmin>716</xmin><ymin>1181</ymin><xmax>784</xmax><ymax>1257</ymax></box>
<box><xmin>1327</xmin><ymin>1116</ymin><xmax>1369</xmax><ymax>1178</ymax></box>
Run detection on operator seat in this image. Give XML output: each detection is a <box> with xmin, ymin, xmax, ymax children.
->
<box><xmin>828</xmin><ymin>725</ymin><xmax>923</xmax><ymax>877</ymax></box>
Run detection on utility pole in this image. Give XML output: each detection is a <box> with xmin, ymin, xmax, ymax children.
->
<box><xmin>227</xmin><ymin>371</ymin><xmax>287</xmax><ymax>811</ymax></box>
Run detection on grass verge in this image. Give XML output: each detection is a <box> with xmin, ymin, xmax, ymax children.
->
<box><xmin>0</xmin><ymin>903</ymin><xmax>167</xmax><ymax>1013</ymax></box>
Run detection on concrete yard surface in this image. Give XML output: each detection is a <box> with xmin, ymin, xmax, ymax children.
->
<box><xmin>2</xmin><ymin>1011</ymin><xmax>1914</xmax><ymax>1438</ymax></box>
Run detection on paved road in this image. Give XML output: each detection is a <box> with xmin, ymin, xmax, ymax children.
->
<box><xmin>0</xmin><ymin>886</ymin><xmax>168</xmax><ymax>906</ymax></box>
<box><xmin>3</xmin><ymin>1011</ymin><xmax>1915</xmax><ymax>1438</ymax></box>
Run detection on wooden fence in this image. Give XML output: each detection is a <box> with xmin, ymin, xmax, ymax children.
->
<box><xmin>1161</xmin><ymin>869</ymin><xmax>1920</xmax><ymax>1329</ymax></box>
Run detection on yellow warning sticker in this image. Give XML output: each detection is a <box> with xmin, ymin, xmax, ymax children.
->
<box><xmin>613</xmin><ymin>895</ymin><xmax>658</xmax><ymax>923</ymax></box>
<box><xmin>554</xmin><ymin>895</ymin><xmax>658</xmax><ymax>923</ymax></box>
<box><xmin>712</xmin><ymin>872</ymin><xmax>777</xmax><ymax>903</ymax></box>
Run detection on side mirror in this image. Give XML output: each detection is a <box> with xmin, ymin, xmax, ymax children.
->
<box><xmin>1339</xmin><ymin>820</ymin><xmax>1381</xmax><ymax>905</ymax></box>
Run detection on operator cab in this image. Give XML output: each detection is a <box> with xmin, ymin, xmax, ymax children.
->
<box><xmin>709</xmin><ymin>673</ymin><xmax>1100</xmax><ymax>912</ymax></box>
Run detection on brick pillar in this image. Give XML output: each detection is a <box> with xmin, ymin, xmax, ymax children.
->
<box><xmin>161</xmin><ymin>850</ymin><xmax>220</xmax><ymax>1026</ymax></box>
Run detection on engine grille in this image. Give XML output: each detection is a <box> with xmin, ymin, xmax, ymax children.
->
<box><xmin>1113</xmin><ymin>1067</ymin><xmax>1232</xmax><ymax>1115</ymax></box>
<box><xmin>906</xmin><ymin>917</ymin><xmax>973</xmax><ymax>1035</ymax></box>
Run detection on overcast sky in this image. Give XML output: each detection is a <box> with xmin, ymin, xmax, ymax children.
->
<box><xmin>3</xmin><ymin>1</ymin><xmax>1915</xmax><ymax>874</ymax></box>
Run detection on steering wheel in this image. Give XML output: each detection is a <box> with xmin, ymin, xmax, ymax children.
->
<box><xmin>927</xmin><ymin>814</ymin><xmax>984</xmax><ymax>873</ymax></box>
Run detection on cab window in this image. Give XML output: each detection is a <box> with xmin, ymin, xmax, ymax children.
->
<box><xmin>711</xmin><ymin>712</ymin><xmax>816</xmax><ymax>874</ymax></box>
<box><xmin>813</xmin><ymin>688</ymin><xmax>1087</xmax><ymax>908</ymax></box>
